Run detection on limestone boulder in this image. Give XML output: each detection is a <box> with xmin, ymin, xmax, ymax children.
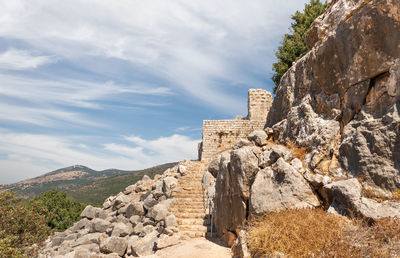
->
<box><xmin>130</xmin><ymin>231</ymin><xmax>158</xmax><ymax>256</ymax></box>
<box><xmin>232</xmin><ymin>139</ymin><xmax>253</xmax><ymax>150</ymax></box>
<box><xmin>99</xmin><ymin>236</ymin><xmax>127</xmax><ymax>256</ymax></box>
<box><xmin>147</xmin><ymin>203</ymin><xmax>168</xmax><ymax>222</ymax></box>
<box><xmin>250</xmin><ymin>158</ymin><xmax>319</xmax><ymax>214</ymax></box>
<box><xmin>162</xmin><ymin>177</ymin><xmax>178</xmax><ymax>197</ymax></box>
<box><xmin>230</xmin><ymin>146</ymin><xmax>260</xmax><ymax>200</ymax></box>
<box><xmin>323</xmin><ymin>179</ymin><xmax>400</xmax><ymax>220</ymax></box>
<box><xmin>89</xmin><ymin>219</ymin><xmax>110</xmax><ymax>233</ymax></box>
<box><xmin>214</xmin><ymin>152</ymin><xmax>247</xmax><ymax>237</ymax></box>
<box><xmin>110</xmin><ymin>222</ymin><xmax>133</xmax><ymax>237</ymax></box>
<box><xmin>125</xmin><ymin>202</ymin><xmax>145</xmax><ymax>218</ymax></box>
<box><xmin>81</xmin><ymin>206</ymin><xmax>107</xmax><ymax>220</ymax></box>
<box><xmin>248</xmin><ymin>130</ymin><xmax>268</xmax><ymax>147</ymax></box>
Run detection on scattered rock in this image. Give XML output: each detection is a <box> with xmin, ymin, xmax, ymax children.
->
<box><xmin>99</xmin><ymin>236</ymin><xmax>127</xmax><ymax>256</ymax></box>
<box><xmin>248</xmin><ymin>130</ymin><xmax>268</xmax><ymax>146</ymax></box>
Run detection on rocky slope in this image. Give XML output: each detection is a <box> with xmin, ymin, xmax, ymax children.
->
<box><xmin>208</xmin><ymin>0</ymin><xmax>400</xmax><ymax>254</ymax></box>
<box><xmin>39</xmin><ymin>161</ymin><xmax>211</xmax><ymax>257</ymax></box>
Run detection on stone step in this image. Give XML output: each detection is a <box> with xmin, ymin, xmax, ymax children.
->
<box><xmin>179</xmin><ymin>231</ymin><xmax>207</xmax><ymax>238</ymax></box>
<box><xmin>177</xmin><ymin>218</ymin><xmax>211</xmax><ymax>226</ymax></box>
<box><xmin>173</xmin><ymin>193</ymin><xmax>204</xmax><ymax>197</ymax></box>
<box><xmin>171</xmin><ymin>208</ymin><xmax>205</xmax><ymax>213</ymax></box>
<box><xmin>174</xmin><ymin>213</ymin><xmax>207</xmax><ymax>219</ymax></box>
<box><xmin>170</xmin><ymin>203</ymin><xmax>204</xmax><ymax>208</ymax></box>
<box><xmin>171</xmin><ymin>201</ymin><xmax>204</xmax><ymax>206</ymax></box>
<box><xmin>178</xmin><ymin>225</ymin><xmax>210</xmax><ymax>232</ymax></box>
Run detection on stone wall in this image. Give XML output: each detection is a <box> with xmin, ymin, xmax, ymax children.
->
<box><xmin>247</xmin><ymin>89</ymin><xmax>272</xmax><ymax>121</ymax></box>
<box><xmin>199</xmin><ymin>119</ymin><xmax>266</xmax><ymax>162</ymax></box>
<box><xmin>199</xmin><ymin>89</ymin><xmax>272</xmax><ymax>162</ymax></box>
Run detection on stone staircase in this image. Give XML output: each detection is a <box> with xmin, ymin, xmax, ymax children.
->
<box><xmin>169</xmin><ymin>161</ymin><xmax>211</xmax><ymax>238</ymax></box>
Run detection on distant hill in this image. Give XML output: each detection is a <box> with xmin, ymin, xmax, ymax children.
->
<box><xmin>0</xmin><ymin>163</ymin><xmax>177</xmax><ymax>202</ymax></box>
<box><xmin>66</xmin><ymin>162</ymin><xmax>177</xmax><ymax>205</ymax></box>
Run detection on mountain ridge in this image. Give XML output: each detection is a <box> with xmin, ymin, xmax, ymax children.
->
<box><xmin>0</xmin><ymin>163</ymin><xmax>177</xmax><ymax>200</ymax></box>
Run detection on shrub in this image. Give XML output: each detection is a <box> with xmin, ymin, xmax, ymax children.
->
<box><xmin>31</xmin><ymin>189</ymin><xmax>87</xmax><ymax>232</ymax></box>
<box><xmin>0</xmin><ymin>191</ymin><xmax>49</xmax><ymax>257</ymax></box>
<box><xmin>271</xmin><ymin>0</ymin><xmax>327</xmax><ymax>93</ymax></box>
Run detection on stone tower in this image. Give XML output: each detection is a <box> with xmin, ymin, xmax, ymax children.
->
<box><xmin>247</xmin><ymin>89</ymin><xmax>273</xmax><ymax>122</ymax></box>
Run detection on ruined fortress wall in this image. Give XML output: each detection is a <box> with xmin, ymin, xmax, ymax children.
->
<box><xmin>199</xmin><ymin>120</ymin><xmax>265</xmax><ymax>162</ymax></box>
<box><xmin>199</xmin><ymin>89</ymin><xmax>272</xmax><ymax>162</ymax></box>
<box><xmin>247</xmin><ymin>89</ymin><xmax>273</xmax><ymax>122</ymax></box>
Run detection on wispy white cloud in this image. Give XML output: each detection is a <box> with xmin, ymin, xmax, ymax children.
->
<box><xmin>0</xmin><ymin>130</ymin><xmax>199</xmax><ymax>184</ymax></box>
<box><xmin>0</xmin><ymin>0</ymin><xmax>308</xmax><ymax>113</ymax></box>
<box><xmin>0</xmin><ymin>48</ymin><xmax>55</xmax><ymax>70</ymax></box>
<box><xmin>0</xmin><ymin>102</ymin><xmax>101</xmax><ymax>127</ymax></box>
<box><xmin>0</xmin><ymin>73</ymin><xmax>172</xmax><ymax>127</ymax></box>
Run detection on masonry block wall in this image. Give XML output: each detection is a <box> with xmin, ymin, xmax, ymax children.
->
<box><xmin>199</xmin><ymin>89</ymin><xmax>272</xmax><ymax>162</ymax></box>
<box><xmin>247</xmin><ymin>89</ymin><xmax>273</xmax><ymax>121</ymax></box>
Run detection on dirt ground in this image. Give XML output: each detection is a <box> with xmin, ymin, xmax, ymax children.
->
<box><xmin>148</xmin><ymin>238</ymin><xmax>232</xmax><ymax>258</ymax></box>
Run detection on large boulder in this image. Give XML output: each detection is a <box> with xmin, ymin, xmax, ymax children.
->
<box><xmin>250</xmin><ymin>158</ymin><xmax>319</xmax><ymax>214</ymax></box>
<box><xmin>81</xmin><ymin>206</ymin><xmax>107</xmax><ymax>220</ymax></box>
<box><xmin>99</xmin><ymin>236</ymin><xmax>127</xmax><ymax>256</ymax></box>
<box><xmin>248</xmin><ymin>130</ymin><xmax>268</xmax><ymax>147</ymax></box>
<box><xmin>147</xmin><ymin>203</ymin><xmax>168</xmax><ymax>222</ymax></box>
<box><xmin>130</xmin><ymin>231</ymin><xmax>158</xmax><ymax>256</ymax></box>
<box><xmin>322</xmin><ymin>179</ymin><xmax>400</xmax><ymax>220</ymax></box>
<box><xmin>230</xmin><ymin>146</ymin><xmax>260</xmax><ymax>200</ymax></box>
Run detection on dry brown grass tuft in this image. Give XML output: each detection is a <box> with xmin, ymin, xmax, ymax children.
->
<box><xmin>247</xmin><ymin>209</ymin><xmax>360</xmax><ymax>257</ymax></box>
<box><xmin>392</xmin><ymin>190</ymin><xmax>400</xmax><ymax>201</ymax></box>
<box><xmin>247</xmin><ymin>209</ymin><xmax>400</xmax><ymax>257</ymax></box>
<box><xmin>285</xmin><ymin>141</ymin><xmax>311</xmax><ymax>162</ymax></box>
<box><xmin>361</xmin><ymin>188</ymin><xmax>390</xmax><ymax>202</ymax></box>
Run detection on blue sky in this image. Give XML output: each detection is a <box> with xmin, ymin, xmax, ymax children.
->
<box><xmin>0</xmin><ymin>0</ymin><xmax>309</xmax><ymax>184</ymax></box>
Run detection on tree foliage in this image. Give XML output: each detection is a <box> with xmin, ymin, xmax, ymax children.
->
<box><xmin>0</xmin><ymin>191</ymin><xmax>49</xmax><ymax>257</ymax></box>
<box><xmin>31</xmin><ymin>189</ymin><xmax>87</xmax><ymax>232</ymax></box>
<box><xmin>272</xmin><ymin>0</ymin><xmax>327</xmax><ymax>93</ymax></box>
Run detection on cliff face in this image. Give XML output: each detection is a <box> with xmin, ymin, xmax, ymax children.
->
<box><xmin>268</xmin><ymin>0</ymin><xmax>400</xmax><ymax>191</ymax></box>
<box><xmin>212</xmin><ymin>0</ymin><xmax>400</xmax><ymax>245</ymax></box>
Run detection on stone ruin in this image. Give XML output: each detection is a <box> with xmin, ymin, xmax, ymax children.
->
<box><xmin>198</xmin><ymin>89</ymin><xmax>272</xmax><ymax>162</ymax></box>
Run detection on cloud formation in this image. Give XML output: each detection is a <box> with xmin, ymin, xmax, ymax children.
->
<box><xmin>0</xmin><ymin>48</ymin><xmax>55</xmax><ymax>70</ymax></box>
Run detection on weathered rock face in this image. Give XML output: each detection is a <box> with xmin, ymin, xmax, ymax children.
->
<box><xmin>250</xmin><ymin>158</ymin><xmax>319</xmax><ymax>214</ymax></box>
<box><xmin>267</xmin><ymin>0</ymin><xmax>400</xmax><ymax>191</ymax></box>
<box><xmin>39</xmin><ymin>163</ymin><xmax>188</xmax><ymax>258</ymax></box>
<box><xmin>213</xmin><ymin>139</ymin><xmax>320</xmax><ymax>238</ymax></box>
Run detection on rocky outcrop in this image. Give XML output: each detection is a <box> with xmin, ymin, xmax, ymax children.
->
<box><xmin>213</xmin><ymin>137</ymin><xmax>321</xmax><ymax>240</ymax></box>
<box><xmin>267</xmin><ymin>0</ymin><xmax>400</xmax><ymax>192</ymax></box>
<box><xmin>39</xmin><ymin>161</ymin><xmax>202</xmax><ymax>258</ymax></box>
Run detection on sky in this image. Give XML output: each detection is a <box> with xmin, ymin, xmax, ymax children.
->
<box><xmin>0</xmin><ymin>0</ymin><xmax>309</xmax><ymax>184</ymax></box>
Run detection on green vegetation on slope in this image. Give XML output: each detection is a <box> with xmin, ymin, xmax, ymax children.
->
<box><xmin>0</xmin><ymin>191</ymin><xmax>49</xmax><ymax>257</ymax></box>
<box><xmin>31</xmin><ymin>189</ymin><xmax>87</xmax><ymax>232</ymax></box>
<box><xmin>271</xmin><ymin>0</ymin><xmax>327</xmax><ymax>93</ymax></box>
<box><xmin>67</xmin><ymin>162</ymin><xmax>177</xmax><ymax>205</ymax></box>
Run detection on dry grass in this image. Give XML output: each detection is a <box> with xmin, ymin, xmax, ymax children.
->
<box><xmin>285</xmin><ymin>141</ymin><xmax>311</xmax><ymax>162</ymax></box>
<box><xmin>247</xmin><ymin>209</ymin><xmax>359</xmax><ymax>257</ymax></box>
<box><xmin>393</xmin><ymin>190</ymin><xmax>400</xmax><ymax>201</ymax></box>
<box><xmin>247</xmin><ymin>209</ymin><xmax>400</xmax><ymax>257</ymax></box>
<box><xmin>361</xmin><ymin>188</ymin><xmax>390</xmax><ymax>202</ymax></box>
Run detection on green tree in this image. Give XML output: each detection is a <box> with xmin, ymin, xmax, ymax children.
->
<box><xmin>0</xmin><ymin>191</ymin><xmax>49</xmax><ymax>257</ymax></box>
<box><xmin>31</xmin><ymin>189</ymin><xmax>86</xmax><ymax>232</ymax></box>
<box><xmin>272</xmin><ymin>0</ymin><xmax>327</xmax><ymax>93</ymax></box>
